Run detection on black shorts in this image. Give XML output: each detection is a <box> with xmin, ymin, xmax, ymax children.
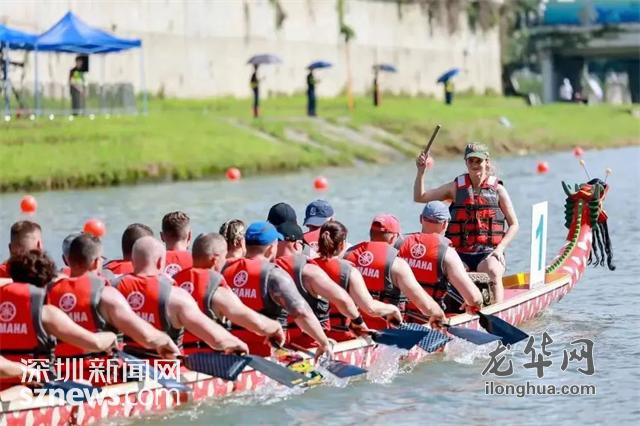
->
<box><xmin>458</xmin><ymin>251</ymin><xmax>492</xmax><ymax>272</ymax></box>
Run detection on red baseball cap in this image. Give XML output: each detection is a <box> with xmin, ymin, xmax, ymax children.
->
<box><xmin>370</xmin><ymin>214</ymin><xmax>401</xmax><ymax>233</ymax></box>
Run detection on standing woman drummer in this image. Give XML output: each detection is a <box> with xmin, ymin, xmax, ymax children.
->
<box><xmin>413</xmin><ymin>143</ymin><xmax>519</xmax><ymax>303</ymax></box>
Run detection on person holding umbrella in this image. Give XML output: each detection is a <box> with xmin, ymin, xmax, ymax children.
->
<box><xmin>437</xmin><ymin>68</ymin><xmax>459</xmax><ymax>106</ymax></box>
<box><xmin>306</xmin><ymin>61</ymin><xmax>332</xmax><ymax>117</ymax></box>
<box><xmin>372</xmin><ymin>64</ymin><xmax>397</xmax><ymax>107</ymax></box>
<box><xmin>247</xmin><ymin>54</ymin><xmax>282</xmax><ymax>118</ymax></box>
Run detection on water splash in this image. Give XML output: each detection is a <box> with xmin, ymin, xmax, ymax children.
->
<box><xmin>366</xmin><ymin>346</ymin><xmax>408</xmax><ymax>384</ymax></box>
<box><xmin>314</xmin><ymin>363</ymin><xmax>351</xmax><ymax>388</ymax></box>
<box><xmin>443</xmin><ymin>338</ymin><xmax>495</xmax><ymax>365</ymax></box>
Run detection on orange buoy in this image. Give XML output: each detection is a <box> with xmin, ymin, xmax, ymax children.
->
<box><xmin>20</xmin><ymin>195</ymin><xmax>37</xmax><ymax>214</ymax></box>
<box><xmin>537</xmin><ymin>161</ymin><xmax>549</xmax><ymax>174</ymax></box>
<box><xmin>314</xmin><ymin>176</ymin><xmax>329</xmax><ymax>191</ymax></box>
<box><xmin>573</xmin><ymin>147</ymin><xmax>584</xmax><ymax>157</ymax></box>
<box><xmin>83</xmin><ymin>219</ymin><xmax>106</xmax><ymax>238</ymax></box>
<box><xmin>225</xmin><ymin>167</ymin><xmax>241</xmax><ymax>181</ymax></box>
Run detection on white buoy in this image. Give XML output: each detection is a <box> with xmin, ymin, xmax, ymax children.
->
<box><xmin>29</xmin><ymin>114</ymin><xmax>36</xmax><ymax>121</ymax></box>
<box><xmin>48</xmin><ymin>114</ymin><xmax>55</xmax><ymax>121</ymax></box>
<box><xmin>89</xmin><ymin>114</ymin><xmax>96</xmax><ymax>120</ymax></box>
<box><xmin>68</xmin><ymin>115</ymin><xmax>74</xmax><ymax>122</ymax></box>
<box><xmin>4</xmin><ymin>115</ymin><xmax>11</xmax><ymax>122</ymax></box>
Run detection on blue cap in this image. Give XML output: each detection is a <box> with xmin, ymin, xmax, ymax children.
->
<box><xmin>303</xmin><ymin>200</ymin><xmax>334</xmax><ymax>227</ymax></box>
<box><xmin>421</xmin><ymin>201</ymin><xmax>451</xmax><ymax>222</ymax></box>
<box><xmin>245</xmin><ymin>221</ymin><xmax>284</xmax><ymax>246</ymax></box>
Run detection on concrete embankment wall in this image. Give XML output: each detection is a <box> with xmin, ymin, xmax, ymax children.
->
<box><xmin>1</xmin><ymin>0</ymin><xmax>502</xmax><ymax>99</ymax></box>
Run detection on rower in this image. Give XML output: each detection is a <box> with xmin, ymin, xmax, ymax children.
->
<box><xmin>113</xmin><ymin>237</ymin><xmax>248</xmax><ymax>356</ymax></box>
<box><xmin>173</xmin><ymin>233</ymin><xmax>285</xmax><ymax>353</ymax></box>
<box><xmin>0</xmin><ymin>221</ymin><xmax>44</xmax><ymax>280</ymax></box>
<box><xmin>59</xmin><ymin>232</ymin><xmax>82</xmax><ymax>276</ymax></box>
<box><xmin>103</xmin><ymin>223</ymin><xmax>154</xmax><ymax>276</ymax></box>
<box><xmin>47</xmin><ymin>234</ymin><xmax>180</xmax><ymax>383</ymax></box>
<box><xmin>0</xmin><ymin>355</ymin><xmax>40</xmax><ymax>401</ymax></box>
<box><xmin>302</xmin><ymin>200</ymin><xmax>335</xmax><ymax>254</ymax></box>
<box><xmin>219</xmin><ymin>219</ymin><xmax>246</xmax><ymax>261</ymax></box>
<box><xmin>414</xmin><ymin>143</ymin><xmax>520</xmax><ymax>303</ymax></box>
<box><xmin>396</xmin><ymin>202</ymin><xmax>484</xmax><ymax>317</ymax></box>
<box><xmin>1</xmin><ymin>251</ymin><xmax>117</xmax><ymax>392</ymax></box>
<box><xmin>161</xmin><ymin>211</ymin><xmax>193</xmax><ymax>277</ymax></box>
<box><xmin>313</xmin><ymin>221</ymin><xmax>403</xmax><ymax>340</ymax></box>
<box><xmin>274</xmin><ymin>221</ymin><xmax>369</xmax><ymax>345</ymax></box>
<box><xmin>344</xmin><ymin>215</ymin><xmax>446</xmax><ymax>329</ymax></box>
<box><xmin>221</xmin><ymin>221</ymin><xmax>333</xmax><ymax>359</ymax></box>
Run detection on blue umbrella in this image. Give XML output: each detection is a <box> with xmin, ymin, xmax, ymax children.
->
<box><xmin>307</xmin><ymin>60</ymin><xmax>332</xmax><ymax>70</ymax></box>
<box><xmin>373</xmin><ymin>63</ymin><xmax>397</xmax><ymax>73</ymax></box>
<box><xmin>247</xmin><ymin>54</ymin><xmax>283</xmax><ymax>66</ymax></box>
<box><xmin>437</xmin><ymin>68</ymin><xmax>459</xmax><ymax>83</ymax></box>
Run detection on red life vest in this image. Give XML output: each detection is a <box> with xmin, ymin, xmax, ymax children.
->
<box><xmin>112</xmin><ymin>274</ymin><xmax>183</xmax><ymax>350</ymax></box>
<box><xmin>221</xmin><ymin>258</ymin><xmax>282</xmax><ymax>356</ymax></box>
<box><xmin>0</xmin><ymin>283</ymin><xmax>55</xmax><ymax>390</ymax></box>
<box><xmin>397</xmin><ymin>233</ymin><xmax>449</xmax><ymax>309</ymax></box>
<box><xmin>344</xmin><ymin>241</ymin><xmax>404</xmax><ymax>329</ymax></box>
<box><xmin>446</xmin><ymin>174</ymin><xmax>506</xmax><ymax>254</ymax></box>
<box><xmin>276</xmin><ymin>254</ymin><xmax>330</xmax><ymax>331</ymax></box>
<box><xmin>303</xmin><ymin>229</ymin><xmax>320</xmax><ymax>252</ymax></box>
<box><xmin>103</xmin><ymin>259</ymin><xmax>133</xmax><ymax>276</ymax></box>
<box><xmin>164</xmin><ymin>250</ymin><xmax>193</xmax><ymax>277</ymax></box>
<box><xmin>312</xmin><ymin>257</ymin><xmax>353</xmax><ymax>337</ymax></box>
<box><xmin>173</xmin><ymin>267</ymin><xmax>225</xmax><ymax>349</ymax></box>
<box><xmin>47</xmin><ymin>273</ymin><xmax>109</xmax><ymax>357</ymax></box>
<box><xmin>0</xmin><ymin>262</ymin><xmax>10</xmax><ymax>278</ymax></box>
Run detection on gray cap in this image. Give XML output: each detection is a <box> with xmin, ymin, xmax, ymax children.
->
<box><xmin>421</xmin><ymin>201</ymin><xmax>451</xmax><ymax>222</ymax></box>
<box><xmin>62</xmin><ymin>232</ymin><xmax>83</xmax><ymax>259</ymax></box>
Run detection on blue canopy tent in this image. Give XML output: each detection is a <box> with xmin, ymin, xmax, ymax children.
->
<box><xmin>1</xmin><ymin>24</ymin><xmax>37</xmax><ymax>114</ymax></box>
<box><xmin>33</xmin><ymin>11</ymin><xmax>144</xmax><ymax>114</ymax></box>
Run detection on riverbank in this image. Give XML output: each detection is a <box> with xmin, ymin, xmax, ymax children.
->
<box><xmin>1</xmin><ymin>95</ymin><xmax>638</xmax><ymax>192</ymax></box>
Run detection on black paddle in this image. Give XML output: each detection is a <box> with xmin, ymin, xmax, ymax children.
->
<box><xmin>288</xmin><ymin>343</ymin><xmax>368</xmax><ymax>379</ymax></box>
<box><xmin>397</xmin><ymin>322</ymin><xmax>451</xmax><ymax>352</ymax></box>
<box><xmin>446</xmin><ymin>288</ymin><xmax>529</xmax><ymax>345</ymax></box>
<box><xmin>117</xmin><ymin>350</ymin><xmax>191</xmax><ymax>392</ymax></box>
<box><xmin>368</xmin><ymin>327</ymin><xmax>432</xmax><ymax>350</ymax></box>
<box><xmin>184</xmin><ymin>351</ymin><xmax>311</xmax><ymax>388</ymax></box>
<box><xmin>404</xmin><ymin>311</ymin><xmax>500</xmax><ymax>346</ymax></box>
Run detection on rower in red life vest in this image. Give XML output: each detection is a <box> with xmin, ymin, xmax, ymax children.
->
<box><xmin>161</xmin><ymin>211</ymin><xmax>193</xmax><ymax>277</ymax></box>
<box><xmin>113</xmin><ymin>236</ymin><xmax>248</xmax><ymax>357</ymax></box>
<box><xmin>396</xmin><ymin>202</ymin><xmax>483</xmax><ymax>318</ymax></box>
<box><xmin>103</xmin><ymin>223</ymin><xmax>154</xmax><ymax>277</ymax></box>
<box><xmin>414</xmin><ymin>143</ymin><xmax>520</xmax><ymax>303</ymax></box>
<box><xmin>273</xmin><ymin>220</ymin><xmax>370</xmax><ymax>345</ymax></box>
<box><xmin>173</xmin><ymin>233</ymin><xmax>285</xmax><ymax>354</ymax></box>
<box><xmin>344</xmin><ymin>215</ymin><xmax>446</xmax><ymax>329</ymax></box>
<box><xmin>0</xmin><ymin>251</ymin><xmax>117</xmax><ymax>393</ymax></box>
<box><xmin>302</xmin><ymin>200</ymin><xmax>335</xmax><ymax>257</ymax></box>
<box><xmin>221</xmin><ymin>221</ymin><xmax>333</xmax><ymax>360</ymax></box>
<box><xmin>0</xmin><ymin>221</ymin><xmax>44</xmax><ymax>281</ymax></box>
<box><xmin>48</xmin><ymin>234</ymin><xmax>180</xmax><ymax>384</ymax></box>
<box><xmin>313</xmin><ymin>221</ymin><xmax>402</xmax><ymax>340</ymax></box>
<box><xmin>219</xmin><ymin>219</ymin><xmax>247</xmax><ymax>262</ymax></box>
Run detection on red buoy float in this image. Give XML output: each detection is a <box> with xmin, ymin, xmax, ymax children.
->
<box><xmin>314</xmin><ymin>176</ymin><xmax>329</xmax><ymax>191</ymax></box>
<box><xmin>537</xmin><ymin>161</ymin><xmax>549</xmax><ymax>174</ymax></box>
<box><xmin>20</xmin><ymin>195</ymin><xmax>37</xmax><ymax>214</ymax></box>
<box><xmin>83</xmin><ymin>219</ymin><xmax>106</xmax><ymax>238</ymax></box>
<box><xmin>226</xmin><ymin>167</ymin><xmax>241</xmax><ymax>181</ymax></box>
<box><xmin>573</xmin><ymin>147</ymin><xmax>584</xmax><ymax>157</ymax></box>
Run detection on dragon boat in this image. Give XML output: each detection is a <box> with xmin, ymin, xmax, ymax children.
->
<box><xmin>0</xmin><ymin>178</ymin><xmax>615</xmax><ymax>426</ymax></box>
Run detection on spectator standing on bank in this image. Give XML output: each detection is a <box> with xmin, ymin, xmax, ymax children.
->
<box><xmin>307</xmin><ymin>70</ymin><xmax>317</xmax><ymax>117</ymax></box>
<box><xmin>251</xmin><ymin>64</ymin><xmax>260</xmax><ymax>118</ymax></box>
<box><xmin>69</xmin><ymin>56</ymin><xmax>86</xmax><ymax>115</ymax></box>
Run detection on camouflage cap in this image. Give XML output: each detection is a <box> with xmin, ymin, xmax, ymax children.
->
<box><xmin>464</xmin><ymin>143</ymin><xmax>490</xmax><ymax>160</ymax></box>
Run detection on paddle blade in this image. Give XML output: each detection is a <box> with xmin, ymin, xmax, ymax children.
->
<box><xmin>446</xmin><ymin>325</ymin><xmax>501</xmax><ymax>345</ymax></box>
<box><xmin>244</xmin><ymin>355</ymin><xmax>311</xmax><ymax>388</ymax></box>
<box><xmin>118</xmin><ymin>351</ymin><xmax>191</xmax><ymax>392</ymax></box>
<box><xmin>370</xmin><ymin>328</ymin><xmax>430</xmax><ymax>350</ymax></box>
<box><xmin>43</xmin><ymin>380</ymin><xmax>101</xmax><ymax>403</ymax></box>
<box><xmin>399</xmin><ymin>323</ymin><xmax>451</xmax><ymax>352</ymax></box>
<box><xmin>319</xmin><ymin>359</ymin><xmax>368</xmax><ymax>378</ymax></box>
<box><xmin>478</xmin><ymin>312</ymin><xmax>529</xmax><ymax>345</ymax></box>
<box><xmin>184</xmin><ymin>352</ymin><xmax>250</xmax><ymax>381</ymax></box>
